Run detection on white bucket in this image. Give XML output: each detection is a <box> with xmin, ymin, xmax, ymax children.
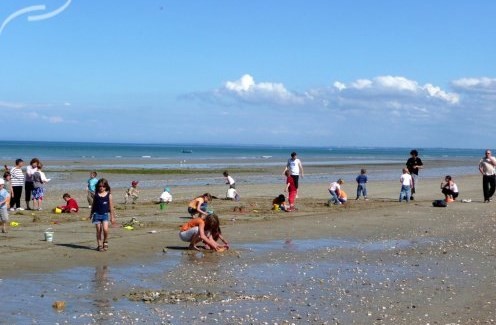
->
<box><xmin>44</xmin><ymin>228</ymin><xmax>54</xmax><ymax>242</ymax></box>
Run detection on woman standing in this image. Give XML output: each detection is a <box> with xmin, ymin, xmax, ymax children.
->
<box><xmin>25</xmin><ymin>158</ymin><xmax>39</xmax><ymax>210</ymax></box>
<box><xmin>9</xmin><ymin>159</ymin><xmax>24</xmax><ymax>211</ymax></box>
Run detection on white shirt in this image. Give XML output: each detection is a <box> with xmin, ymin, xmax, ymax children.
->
<box><xmin>287</xmin><ymin>158</ymin><xmax>302</xmax><ymax>176</ymax></box>
<box><xmin>479</xmin><ymin>156</ymin><xmax>496</xmax><ymax>176</ymax></box>
<box><xmin>226</xmin><ymin>188</ymin><xmax>238</xmax><ymax>199</ymax></box>
<box><xmin>329</xmin><ymin>182</ymin><xmax>340</xmax><ymax>192</ymax></box>
<box><xmin>400</xmin><ymin>173</ymin><xmax>412</xmax><ymax>186</ymax></box>
<box><xmin>226</xmin><ymin>175</ymin><xmax>235</xmax><ymax>186</ymax></box>
<box><xmin>159</xmin><ymin>191</ymin><xmax>172</xmax><ymax>202</ymax></box>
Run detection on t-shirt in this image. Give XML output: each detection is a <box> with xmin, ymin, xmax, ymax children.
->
<box><xmin>61</xmin><ymin>198</ymin><xmax>79</xmax><ymax>212</ymax></box>
<box><xmin>159</xmin><ymin>191</ymin><xmax>172</xmax><ymax>202</ymax></box>
<box><xmin>339</xmin><ymin>190</ymin><xmax>347</xmax><ymax>200</ymax></box>
<box><xmin>226</xmin><ymin>175</ymin><xmax>235</xmax><ymax>186</ymax></box>
<box><xmin>286</xmin><ymin>176</ymin><xmax>296</xmax><ymax>192</ymax></box>
<box><xmin>406</xmin><ymin>157</ymin><xmax>423</xmax><ymax>175</ymax></box>
<box><xmin>400</xmin><ymin>173</ymin><xmax>412</xmax><ymax>186</ymax></box>
<box><xmin>226</xmin><ymin>188</ymin><xmax>238</xmax><ymax>199</ymax></box>
<box><xmin>10</xmin><ymin>167</ymin><xmax>24</xmax><ymax>187</ymax></box>
<box><xmin>329</xmin><ymin>182</ymin><xmax>341</xmax><ymax>192</ymax></box>
<box><xmin>25</xmin><ymin>165</ymin><xmax>38</xmax><ymax>183</ymax></box>
<box><xmin>287</xmin><ymin>158</ymin><xmax>302</xmax><ymax>176</ymax></box>
<box><xmin>356</xmin><ymin>174</ymin><xmax>368</xmax><ymax>184</ymax></box>
<box><xmin>87</xmin><ymin>177</ymin><xmax>98</xmax><ymax>192</ymax></box>
<box><xmin>180</xmin><ymin>217</ymin><xmax>204</xmax><ymax>232</ymax></box>
<box><xmin>0</xmin><ymin>188</ymin><xmax>9</xmax><ymax>209</ymax></box>
<box><xmin>479</xmin><ymin>157</ymin><xmax>496</xmax><ymax>176</ymax></box>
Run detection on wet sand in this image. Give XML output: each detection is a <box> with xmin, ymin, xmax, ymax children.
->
<box><xmin>1</xmin><ymin>169</ymin><xmax>495</xmax><ymax>324</ymax></box>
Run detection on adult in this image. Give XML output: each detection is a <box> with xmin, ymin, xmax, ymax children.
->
<box><xmin>283</xmin><ymin>152</ymin><xmax>304</xmax><ymax>192</ymax></box>
<box><xmin>479</xmin><ymin>149</ymin><xmax>496</xmax><ymax>203</ymax></box>
<box><xmin>25</xmin><ymin>158</ymin><xmax>40</xmax><ymax>210</ymax></box>
<box><xmin>440</xmin><ymin>175</ymin><xmax>459</xmax><ymax>202</ymax></box>
<box><xmin>406</xmin><ymin>149</ymin><xmax>423</xmax><ymax>200</ymax></box>
<box><xmin>9</xmin><ymin>159</ymin><xmax>24</xmax><ymax>211</ymax></box>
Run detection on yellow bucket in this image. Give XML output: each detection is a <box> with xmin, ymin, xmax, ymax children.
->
<box><xmin>54</xmin><ymin>208</ymin><xmax>62</xmax><ymax>214</ymax></box>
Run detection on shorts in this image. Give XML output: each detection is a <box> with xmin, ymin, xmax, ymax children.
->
<box><xmin>0</xmin><ymin>208</ymin><xmax>8</xmax><ymax>222</ymax></box>
<box><xmin>179</xmin><ymin>227</ymin><xmax>199</xmax><ymax>242</ymax></box>
<box><xmin>92</xmin><ymin>212</ymin><xmax>109</xmax><ymax>224</ymax></box>
<box><xmin>32</xmin><ymin>187</ymin><xmax>44</xmax><ymax>200</ymax></box>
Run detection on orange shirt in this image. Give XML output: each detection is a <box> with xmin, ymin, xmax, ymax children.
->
<box><xmin>188</xmin><ymin>197</ymin><xmax>204</xmax><ymax>209</ymax></box>
<box><xmin>180</xmin><ymin>218</ymin><xmax>204</xmax><ymax>232</ymax></box>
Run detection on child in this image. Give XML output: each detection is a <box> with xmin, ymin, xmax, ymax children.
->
<box><xmin>25</xmin><ymin>158</ymin><xmax>40</xmax><ymax>210</ymax></box>
<box><xmin>441</xmin><ymin>175</ymin><xmax>459</xmax><ymax>202</ymax></box>
<box><xmin>284</xmin><ymin>170</ymin><xmax>297</xmax><ymax>211</ymax></box>
<box><xmin>3</xmin><ymin>171</ymin><xmax>13</xmax><ymax>201</ymax></box>
<box><xmin>226</xmin><ymin>187</ymin><xmax>240</xmax><ymax>201</ymax></box>
<box><xmin>158</xmin><ymin>187</ymin><xmax>173</xmax><ymax>203</ymax></box>
<box><xmin>58</xmin><ymin>193</ymin><xmax>79</xmax><ymax>213</ymax></box>
<box><xmin>188</xmin><ymin>193</ymin><xmax>212</xmax><ymax>218</ymax></box>
<box><xmin>206</xmin><ymin>214</ymin><xmax>229</xmax><ymax>249</ymax></box>
<box><xmin>87</xmin><ymin>171</ymin><xmax>98</xmax><ymax>208</ymax></box>
<box><xmin>399</xmin><ymin>168</ymin><xmax>413</xmax><ymax>202</ymax></box>
<box><xmin>0</xmin><ymin>179</ymin><xmax>10</xmax><ymax>233</ymax></box>
<box><xmin>272</xmin><ymin>194</ymin><xmax>287</xmax><ymax>211</ymax></box>
<box><xmin>328</xmin><ymin>179</ymin><xmax>344</xmax><ymax>205</ymax></box>
<box><xmin>90</xmin><ymin>178</ymin><xmax>116</xmax><ymax>251</ymax></box>
<box><xmin>355</xmin><ymin>169</ymin><xmax>368</xmax><ymax>200</ymax></box>
<box><xmin>223</xmin><ymin>171</ymin><xmax>236</xmax><ymax>189</ymax></box>
<box><xmin>178</xmin><ymin>213</ymin><xmax>221</xmax><ymax>251</ymax></box>
<box><xmin>31</xmin><ymin>163</ymin><xmax>50</xmax><ymax>211</ymax></box>
<box><xmin>338</xmin><ymin>189</ymin><xmax>348</xmax><ymax>203</ymax></box>
<box><xmin>124</xmin><ymin>181</ymin><xmax>139</xmax><ymax>204</ymax></box>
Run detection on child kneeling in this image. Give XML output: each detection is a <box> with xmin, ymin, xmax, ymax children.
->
<box><xmin>179</xmin><ymin>214</ymin><xmax>226</xmax><ymax>251</ymax></box>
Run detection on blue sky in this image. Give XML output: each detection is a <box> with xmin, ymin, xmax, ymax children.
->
<box><xmin>0</xmin><ymin>0</ymin><xmax>495</xmax><ymax>148</ymax></box>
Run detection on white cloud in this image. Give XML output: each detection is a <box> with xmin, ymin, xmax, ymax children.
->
<box><xmin>0</xmin><ymin>101</ymin><xmax>26</xmax><ymax>109</ymax></box>
<box><xmin>452</xmin><ymin>77</ymin><xmax>496</xmax><ymax>94</ymax></box>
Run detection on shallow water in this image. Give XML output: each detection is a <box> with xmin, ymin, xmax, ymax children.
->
<box><xmin>1</xmin><ymin>236</ymin><xmax>451</xmax><ymax>324</ymax></box>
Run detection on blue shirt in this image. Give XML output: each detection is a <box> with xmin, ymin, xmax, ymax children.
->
<box><xmin>0</xmin><ymin>188</ymin><xmax>9</xmax><ymax>209</ymax></box>
<box><xmin>356</xmin><ymin>174</ymin><xmax>368</xmax><ymax>184</ymax></box>
<box><xmin>87</xmin><ymin>177</ymin><xmax>98</xmax><ymax>192</ymax></box>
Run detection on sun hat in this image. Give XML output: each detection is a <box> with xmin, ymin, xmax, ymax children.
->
<box><xmin>131</xmin><ymin>181</ymin><xmax>139</xmax><ymax>186</ymax></box>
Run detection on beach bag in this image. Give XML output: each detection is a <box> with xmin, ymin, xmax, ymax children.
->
<box><xmin>432</xmin><ymin>199</ymin><xmax>447</xmax><ymax>207</ymax></box>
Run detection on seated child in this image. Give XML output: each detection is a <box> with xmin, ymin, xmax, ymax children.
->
<box><xmin>158</xmin><ymin>187</ymin><xmax>172</xmax><ymax>203</ymax></box>
<box><xmin>272</xmin><ymin>194</ymin><xmax>287</xmax><ymax>211</ymax></box>
<box><xmin>58</xmin><ymin>193</ymin><xmax>79</xmax><ymax>213</ymax></box>
<box><xmin>188</xmin><ymin>193</ymin><xmax>212</xmax><ymax>218</ymax></box>
<box><xmin>178</xmin><ymin>213</ymin><xmax>222</xmax><ymax>251</ymax></box>
<box><xmin>124</xmin><ymin>181</ymin><xmax>139</xmax><ymax>204</ymax></box>
<box><xmin>338</xmin><ymin>189</ymin><xmax>348</xmax><ymax>203</ymax></box>
<box><xmin>226</xmin><ymin>188</ymin><xmax>240</xmax><ymax>201</ymax></box>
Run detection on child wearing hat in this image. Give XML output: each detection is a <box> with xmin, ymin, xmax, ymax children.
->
<box><xmin>124</xmin><ymin>181</ymin><xmax>140</xmax><ymax>204</ymax></box>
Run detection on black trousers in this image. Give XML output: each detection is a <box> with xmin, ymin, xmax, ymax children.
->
<box><xmin>482</xmin><ymin>174</ymin><xmax>496</xmax><ymax>201</ymax></box>
<box><xmin>291</xmin><ymin>175</ymin><xmax>299</xmax><ymax>189</ymax></box>
<box><xmin>12</xmin><ymin>186</ymin><xmax>23</xmax><ymax>208</ymax></box>
<box><xmin>25</xmin><ymin>181</ymin><xmax>34</xmax><ymax>202</ymax></box>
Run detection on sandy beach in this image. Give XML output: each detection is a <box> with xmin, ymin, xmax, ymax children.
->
<box><xmin>1</xmin><ymin>166</ymin><xmax>495</xmax><ymax>324</ymax></box>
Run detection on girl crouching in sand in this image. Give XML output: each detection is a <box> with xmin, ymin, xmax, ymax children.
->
<box><xmin>179</xmin><ymin>213</ymin><xmax>225</xmax><ymax>251</ymax></box>
<box><xmin>90</xmin><ymin>178</ymin><xmax>116</xmax><ymax>251</ymax></box>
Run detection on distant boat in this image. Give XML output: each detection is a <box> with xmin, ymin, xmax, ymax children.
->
<box><xmin>261</xmin><ymin>155</ymin><xmax>272</xmax><ymax>159</ymax></box>
<box><xmin>182</xmin><ymin>150</ymin><xmax>193</xmax><ymax>154</ymax></box>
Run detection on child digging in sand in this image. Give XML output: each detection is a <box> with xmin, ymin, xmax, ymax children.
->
<box><xmin>188</xmin><ymin>193</ymin><xmax>212</xmax><ymax>218</ymax></box>
<box><xmin>57</xmin><ymin>193</ymin><xmax>79</xmax><ymax>213</ymax></box>
<box><xmin>124</xmin><ymin>181</ymin><xmax>139</xmax><ymax>204</ymax></box>
<box><xmin>90</xmin><ymin>178</ymin><xmax>116</xmax><ymax>251</ymax></box>
<box><xmin>179</xmin><ymin>213</ymin><xmax>225</xmax><ymax>251</ymax></box>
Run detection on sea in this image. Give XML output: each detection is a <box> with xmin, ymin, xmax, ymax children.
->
<box><xmin>0</xmin><ymin>141</ymin><xmax>484</xmax><ymax>186</ymax></box>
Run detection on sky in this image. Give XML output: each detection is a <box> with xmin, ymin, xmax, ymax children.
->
<box><xmin>0</xmin><ymin>0</ymin><xmax>495</xmax><ymax>148</ymax></box>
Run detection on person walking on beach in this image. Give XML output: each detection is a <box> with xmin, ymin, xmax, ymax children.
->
<box><xmin>223</xmin><ymin>171</ymin><xmax>236</xmax><ymax>189</ymax></box>
<box><xmin>90</xmin><ymin>178</ymin><xmax>116</xmax><ymax>252</ymax></box>
<box><xmin>283</xmin><ymin>152</ymin><xmax>304</xmax><ymax>196</ymax></box>
<box><xmin>479</xmin><ymin>149</ymin><xmax>496</xmax><ymax>203</ymax></box>
<box><xmin>355</xmin><ymin>168</ymin><xmax>368</xmax><ymax>200</ymax></box>
<box><xmin>9</xmin><ymin>159</ymin><xmax>24</xmax><ymax>211</ymax></box>
<box><xmin>87</xmin><ymin>171</ymin><xmax>98</xmax><ymax>209</ymax></box>
<box><xmin>25</xmin><ymin>158</ymin><xmax>39</xmax><ymax>210</ymax></box>
<box><xmin>399</xmin><ymin>168</ymin><xmax>413</xmax><ymax>203</ymax></box>
<box><xmin>406</xmin><ymin>149</ymin><xmax>423</xmax><ymax>200</ymax></box>
<box><xmin>284</xmin><ymin>170</ymin><xmax>297</xmax><ymax>211</ymax></box>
